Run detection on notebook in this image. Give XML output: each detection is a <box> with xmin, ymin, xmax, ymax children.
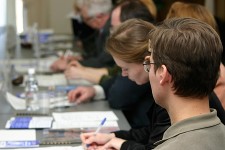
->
<box><xmin>40</xmin><ymin>126</ymin><xmax>120</xmax><ymax>145</ymax></box>
<box><xmin>0</xmin><ymin>130</ymin><xmax>38</xmax><ymax>148</ymax></box>
<box><xmin>5</xmin><ymin>116</ymin><xmax>53</xmax><ymax>129</ymax></box>
<box><xmin>40</xmin><ymin>129</ymin><xmax>81</xmax><ymax>145</ymax></box>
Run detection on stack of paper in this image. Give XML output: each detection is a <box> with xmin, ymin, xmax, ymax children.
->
<box><xmin>0</xmin><ymin>146</ymin><xmax>84</xmax><ymax>150</ymax></box>
<box><xmin>21</xmin><ymin>74</ymin><xmax>93</xmax><ymax>87</ymax></box>
<box><xmin>22</xmin><ymin>74</ymin><xmax>68</xmax><ymax>87</ymax></box>
<box><xmin>11</xmin><ymin>57</ymin><xmax>57</xmax><ymax>74</ymax></box>
<box><xmin>0</xmin><ymin>130</ymin><xmax>38</xmax><ymax>148</ymax></box>
<box><xmin>0</xmin><ymin>130</ymin><xmax>83</xmax><ymax>149</ymax></box>
<box><xmin>52</xmin><ymin>111</ymin><xmax>119</xmax><ymax>129</ymax></box>
<box><xmin>6</xmin><ymin>92</ymin><xmax>76</xmax><ymax>110</ymax></box>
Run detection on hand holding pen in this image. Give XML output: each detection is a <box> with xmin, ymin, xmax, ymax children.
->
<box><xmin>80</xmin><ymin>118</ymin><xmax>116</xmax><ymax>149</ymax></box>
<box><xmin>82</xmin><ymin>118</ymin><xmax>126</xmax><ymax>150</ymax></box>
<box><xmin>86</xmin><ymin>117</ymin><xmax>106</xmax><ymax>148</ymax></box>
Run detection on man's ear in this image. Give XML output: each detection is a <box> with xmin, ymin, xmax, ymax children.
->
<box><xmin>159</xmin><ymin>65</ymin><xmax>171</xmax><ymax>85</ymax></box>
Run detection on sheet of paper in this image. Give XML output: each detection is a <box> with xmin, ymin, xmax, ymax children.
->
<box><xmin>0</xmin><ymin>130</ymin><xmax>36</xmax><ymax>141</ymax></box>
<box><xmin>52</xmin><ymin>111</ymin><xmax>118</xmax><ymax>122</ymax></box>
<box><xmin>38</xmin><ymin>74</ymin><xmax>68</xmax><ymax>86</ymax></box>
<box><xmin>0</xmin><ymin>145</ymin><xmax>84</xmax><ymax>150</ymax></box>
<box><xmin>6</xmin><ymin>92</ymin><xmax>76</xmax><ymax>110</ymax></box>
<box><xmin>68</xmin><ymin>79</ymin><xmax>93</xmax><ymax>86</ymax></box>
<box><xmin>22</xmin><ymin>74</ymin><xmax>93</xmax><ymax>87</ymax></box>
<box><xmin>6</xmin><ymin>92</ymin><xmax>26</xmax><ymax>110</ymax></box>
<box><xmin>22</xmin><ymin>74</ymin><xmax>68</xmax><ymax>87</ymax></box>
<box><xmin>11</xmin><ymin>57</ymin><xmax>57</xmax><ymax>74</ymax></box>
<box><xmin>52</xmin><ymin>120</ymin><xmax>119</xmax><ymax>129</ymax></box>
<box><xmin>50</xmin><ymin>99</ymin><xmax>77</xmax><ymax>109</ymax></box>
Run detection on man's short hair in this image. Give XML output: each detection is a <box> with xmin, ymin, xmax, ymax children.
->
<box><xmin>119</xmin><ymin>0</ymin><xmax>155</xmax><ymax>23</ymax></box>
<box><xmin>148</xmin><ymin>18</ymin><xmax>223</xmax><ymax>98</ymax></box>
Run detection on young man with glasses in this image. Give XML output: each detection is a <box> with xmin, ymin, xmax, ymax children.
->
<box><xmin>147</xmin><ymin>17</ymin><xmax>225</xmax><ymax>150</ymax></box>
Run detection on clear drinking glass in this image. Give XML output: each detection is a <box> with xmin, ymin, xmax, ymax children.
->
<box><xmin>37</xmin><ymin>91</ymin><xmax>50</xmax><ymax>114</ymax></box>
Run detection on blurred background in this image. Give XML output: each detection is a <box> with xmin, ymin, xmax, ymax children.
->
<box><xmin>1</xmin><ymin>0</ymin><xmax>224</xmax><ymax>35</ymax></box>
<box><xmin>0</xmin><ymin>0</ymin><xmax>224</xmax><ymax>66</ymax></box>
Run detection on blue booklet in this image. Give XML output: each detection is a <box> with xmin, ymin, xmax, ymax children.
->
<box><xmin>5</xmin><ymin>116</ymin><xmax>53</xmax><ymax>129</ymax></box>
<box><xmin>0</xmin><ymin>141</ymin><xmax>39</xmax><ymax>148</ymax></box>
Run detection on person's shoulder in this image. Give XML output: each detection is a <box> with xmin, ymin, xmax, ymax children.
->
<box><xmin>154</xmin><ymin>117</ymin><xmax>225</xmax><ymax>150</ymax></box>
<box><xmin>102</xmin><ymin>18</ymin><xmax>111</xmax><ymax>34</ymax></box>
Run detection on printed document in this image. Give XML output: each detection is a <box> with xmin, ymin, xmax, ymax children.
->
<box><xmin>0</xmin><ymin>129</ymin><xmax>36</xmax><ymax>141</ymax></box>
<box><xmin>6</xmin><ymin>92</ymin><xmax>75</xmax><ymax>110</ymax></box>
<box><xmin>0</xmin><ymin>145</ymin><xmax>84</xmax><ymax>150</ymax></box>
<box><xmin>52</xmin><ymin>111</ymin><xmax>118</xmax><ymax>122</ymax></box>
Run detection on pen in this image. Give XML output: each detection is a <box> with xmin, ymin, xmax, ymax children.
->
<box><xmin>64</xmin><ymin>49</ymin><xmax>72</xmax><ymax>57</ymax></box>
<box><xmin>94</xmin><ymin>117</ymin><xmax>107</xmax><ymax>135</ymax></box>
<box><xmin>86</xmin><ymin>117</ymin><xmax>107</xmax><ymax>148</ymax></box>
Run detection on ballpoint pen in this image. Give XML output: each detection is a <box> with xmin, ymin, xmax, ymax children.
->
<box><xmin>86</xmin><ymin>117</ymin><xmax>107</xmax><ymax>148</ymax></box>
<box><xmin>94</xmin><ymin>117</ymin><xmax>107</xmax><ymax>135</ymax></box>
<box><xmin>64</xmin><ymin>49</ymin><xmax>73</xmax><ymax>57</ymax></box>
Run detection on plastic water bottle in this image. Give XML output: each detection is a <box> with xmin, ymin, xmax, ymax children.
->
<box><xmin>25</xmin><ymin>68</ymin><xmax>39</xmax><ymax>111</ymax></box>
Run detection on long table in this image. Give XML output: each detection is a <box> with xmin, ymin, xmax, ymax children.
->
<box><xmin>0</xmin><ymin>94</ymin><xmax>131</xmax><ymax>130</ymax></box>
<box><xmin>0</xmin><ymin>41</ymin><xmax>131</xmax><ymax>147</ymax></box>
<box><xmin>0</xmin><ymin>90</ymin><xmax>131</xmax><ymax>148</ymax></box>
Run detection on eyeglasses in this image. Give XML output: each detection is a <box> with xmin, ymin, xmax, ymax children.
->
<box><xmin>143</xmin><ymin>60</ymin><xmax>155</xmax><ymax>72</ymax></box>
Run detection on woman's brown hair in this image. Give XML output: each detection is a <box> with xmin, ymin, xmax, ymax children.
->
<box><xmin>166</xmin><ymin>1</ymin><xmax>218</xmax><ymax>32</ymax></box>
<box><xmin>106</xmin><ymin>19</ymin><xmax>155</xmax><ymax>63</ymax></box>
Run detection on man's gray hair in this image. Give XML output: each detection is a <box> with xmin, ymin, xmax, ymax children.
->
<box><xmin>83</xmin><ymin>0</ymin><xmax>112</xmax><ymax>17</ymax></box>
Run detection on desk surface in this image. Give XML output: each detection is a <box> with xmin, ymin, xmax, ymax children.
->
<box><xmin>0</xmin><ymin>91</ymin><xmax>131</xmax><ymax>130</ymax></box>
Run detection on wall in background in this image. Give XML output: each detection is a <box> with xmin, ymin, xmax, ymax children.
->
<box><xmin>23</xmin><ymin>0</ymin><xmax>74</xmax><ymax>34</ymax></box>
<box><xmin>215</xmin><ymin>0</ymin><xmax>225</xmax><ymax>21</ymax></box>
<box><xmin>6</xmin><ymin>0</ymin><xmax>16</xmax><ymax>28</ymax></box>
<box><xmin>12</xmin><ymin>0</ymin><xmax>225</xmax><ymax>34</ymax></box>
<box><xmin>205</xmin><ymin>0</ymin><xmax>214</xmax><ymax>15</ymax></box>
<box><xmin>49</xmin><ymin>0</ymin><xmax>74</xmax><ymax>34</ymax></box>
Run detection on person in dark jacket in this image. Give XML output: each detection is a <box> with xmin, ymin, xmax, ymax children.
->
<box><xmin>80</xmin><ymin>19</ymin><xmax>170</xmax><ymax>150</ymax></box>
<box><xmin>67</xmin><ymin>0</ymin><xmax>158</xmax><ymax>128</ymax></box>
<box><xmin>50</xmin><ymin>0</ymin><xmax>113</xmax><ymax>71</ymax></box>
<box><xmin>70</xmin><ymin>0</ymin><xmax>98</xmax><ymax>59</ymax></box>
<box><xmin>64</xmin><ymin>0</ymin><xmax>157</xmax><ymax>82</ymax></box>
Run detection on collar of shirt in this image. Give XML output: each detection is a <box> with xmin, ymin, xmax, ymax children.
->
<box><xmin>154</xmin><ymin>109</ymin><xmax>221</xmax><ymax>145</ymax></box>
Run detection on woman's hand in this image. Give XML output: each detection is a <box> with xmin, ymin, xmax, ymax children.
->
<box><xmin>80</xmin><ymin>132</ymin><xmax>116</xmax><ymax>149</ymax></box>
